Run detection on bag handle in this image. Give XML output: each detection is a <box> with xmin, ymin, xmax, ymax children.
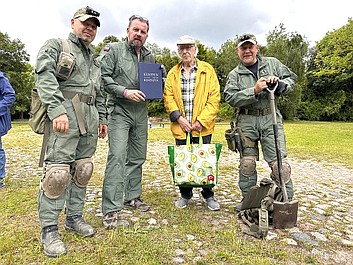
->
<box><xmin>186</xmin><ymin>132</ymin><xmax>203</xmax><ymax>148</ymax></box>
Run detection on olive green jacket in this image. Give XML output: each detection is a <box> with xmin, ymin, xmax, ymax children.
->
<box><xmin>35</xmin><ymin>32</ymin><xmax>107</xmax><ymax>125</ymax></box>
<box><xmin>99</xmin><ymin>41</ymin><xmax>156</xmax><ymax>112</ymax></box>
<box><xmin>224</xmin><ymin>56</ymin><xmax>297</xmax><ymax>110</ymax></box>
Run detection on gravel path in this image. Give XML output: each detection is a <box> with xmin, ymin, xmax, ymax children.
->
<box><xmin>91</xmin><ymin>140</ymin><xmax>353</xmax><ymax>264</ymax></box>
<box><xmin>4</xmin><ymin>136</ymin><xmax>353</xmax><ymax>264</ymax></box>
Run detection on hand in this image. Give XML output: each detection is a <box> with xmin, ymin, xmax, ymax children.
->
<box><xmin>53</xmin><ymin>114</ymin><xmax>69</xmax><ymax>133</ymax></box>
<box><xmin>274</xmin><ymin>81</ymin><xmax>288</xmax><ymax>96</ymax></box>
<box><xmin>191</xmin><ymin>120</ymin><xmax>203</xmax><ymax>132</ymax></box>
<box><xmin>99</xmin><ymin>124</ymin><xmax>108</xmax><ymax>139</ymax></box>
<box><xmin>254</xmin><ymin>77</ymin><xmax>269</xmax><ymax>95</ymax></box>
<box><xmin>124</xmin><ymin>89</ymin><xmax>146</xmax><ymax>102</ymax></box>
<box><xmin>177</xmin><ymin>116</ymin><xmax>192</xmax><ymax>132</ymax></box>
<box><xmin>266</xmin><ymin>76</ymin><xmax>280</xmax><ymax>88</ymax></box>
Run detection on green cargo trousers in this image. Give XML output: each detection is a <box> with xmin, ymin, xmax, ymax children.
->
<box><xmin>38</xmin><ymin>104</ymin><xmax>98</xmax><ymax>229</ymax></box>
<box><xmin>102</xmin><ymin>103</ymin><xmax>148</xmax><ymax>215</ymax></box>
<box><xmin>237</xmin><ymin>113</ymin><xmax>294</xmax><ymax>200</ymax></box>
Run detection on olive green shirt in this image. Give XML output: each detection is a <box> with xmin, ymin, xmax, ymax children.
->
<box><xmin>35</xmin><ymin>32</ymin><xmax>107</xmax><ymax>125</ymax></box>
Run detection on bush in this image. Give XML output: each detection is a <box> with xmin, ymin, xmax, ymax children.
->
<box><xmin>147</xmin><ymin>99</ymin><xmax>166</xmax><ymax>117</ymax></box>
<box><xmin>218</xmin><ymin>103</ymin><xmax>235</xmax><ymax>119</ymax></box>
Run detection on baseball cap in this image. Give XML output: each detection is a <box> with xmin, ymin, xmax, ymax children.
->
<box><xmin>177</xmin><ymin>35</ymin><xmax>196</xmax><ymax>45</ymax></box>
<box><xmin>73</xmin><ymin>6</ymin><xmax>100</xmax><ymax>27</ymax></box>
<box><xmin>236</xmin><ymin>33</ymin><xmax>257</xmax><ymax>47</ymax></box>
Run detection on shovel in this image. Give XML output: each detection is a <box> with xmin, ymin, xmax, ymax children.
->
<box><xmin>267</xmin><ymin>82</ymin><xmax>298</xmax><ymax>229</ymax></box>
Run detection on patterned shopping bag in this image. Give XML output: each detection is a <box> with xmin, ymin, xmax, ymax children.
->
<box><xmin>168</xmin><ymin>134</ymin><xmax>222</xmax><ymax>188</ymax></box>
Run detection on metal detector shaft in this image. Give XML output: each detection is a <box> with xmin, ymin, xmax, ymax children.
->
<box><xmin>267</xmin><ymin>84</ymin><xmax>289</xmax><ymax>202</ymax></box>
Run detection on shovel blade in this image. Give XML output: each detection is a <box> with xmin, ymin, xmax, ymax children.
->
<box><xmin>272</xmin><ymin>200</ymin><xmax>299</xmax><ymax>229</ymax></box>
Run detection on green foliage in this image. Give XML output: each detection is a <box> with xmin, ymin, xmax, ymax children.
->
<box><xmin>147</xmin><ymin>99</ymin><xmax>167</xmax><ymax>117</ymax></box>
<box><xmin>0</xmin><ymin>31</ymin><xmax>34</xmax><ymax>118</ymax></box>
<box><xmin>297</xmin><ymin>90</ymin><xmax>346</xmax><ymax>121</ymax></box>
<box><xmin>196</xmin><ymin>41</ymin><xmax>217</xmax><ymax>67</ymax></box>
<box><xmin>155</xmin><ymin>48</ymin><xmax>179</xmax><ymax>72</ymax></box>
<box><xmin>303</xmin><ymin>19</ymin><xmax>353</xmax><ymax>121</ymax></box>
<box><xmin>0</xmin><ymin>32</ymin><xmax>30</xmax><ymax>72</ymax></box>
<box><xmin>264</xmin><ymin>24</ymin><xmax>309</xmax><ymax>119</ymax></box>
<box><xmin>8</xmin><ymin>64</ymin><xmax>34</xmax><ymax>118</ymax></box>
<box><xmin>6</xmin><ymin>18</ymin><xmax>353</xmax><ymax>121</ymax></box>
<box><xmin>93</xmin><ymin>35</ymin><xmax>122</xmax><ymax>55</ymax></box>
<box><xmin>218</xmin><ymin>103</ymin><xmax>235</xmax><ymax>119</ymax></box>
<box><xmin>213</xmin><ymin>39</ymin><xmax>239</xmax><ymax>90</ymax></box>
<box><xmin>314</xmin><ymin>19</ymin><xmax>353</xmax><ymax>77</ymax></box>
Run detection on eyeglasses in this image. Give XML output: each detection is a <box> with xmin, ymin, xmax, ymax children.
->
<box><xmin>129</xmin><ymin>15</ymin><xmax>149</xmax><ymax>27</ymax></box>
<box><xmin>177</xmin><ymin>45</ymin><xmax>195</xmax><ymax>52</ymax></box>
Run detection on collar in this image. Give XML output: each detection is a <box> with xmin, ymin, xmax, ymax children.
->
<box><xmin>181</xmin><ymin>60</ymin><xmax>198</xmax><ymax>71</ymax></box>
<box><xmin>68</xmin><ymin>32</ymin><xmax>94</xmax><ymax>54</ymax></box>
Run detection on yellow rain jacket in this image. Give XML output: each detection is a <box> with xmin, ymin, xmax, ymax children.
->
<box><xmin>164</xmin><ymin>59</ymin><xmax>220</xmax><ymax>140</ymax></box>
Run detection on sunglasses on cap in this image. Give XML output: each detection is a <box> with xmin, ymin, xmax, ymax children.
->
<box><xmin>74</xmin><ymin>6</ymin><xmax>100</xmax><ymax>19</ymax></box>
<box><xmin>85</xmin><ymin>6</ymin><xmax>100</xmax><ymax>17</ymax></box>
<box><xmin>129</xmin><ymin>15</ymin><xmax>149</xmax><ymax>27</ymax></box>
<box><xmin>237</xmin><ymin>33</ymin><xmax>256</xmax><ymax>44</ymax></box>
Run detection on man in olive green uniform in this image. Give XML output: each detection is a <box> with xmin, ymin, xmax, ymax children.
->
<box><xmin>99</xmin><ymin>15</ymin><xmax>156</xmax><ymax>229</ymax></box>
<box><xmin>224</xmin><ymin>33</ymin><xmax>297</xmax><ymax>211</ymax></box>
<box><xmin>35</xmin><ymin>6</ymin><xmax>107</xmax><ymax>257</ymax></box>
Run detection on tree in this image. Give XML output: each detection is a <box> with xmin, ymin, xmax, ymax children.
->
<box><xmin>94</xmin><ymin>35</ymin><xmax>121</xmax><ymax>55</ymax></box>
<box><xmin>302</xmin><ymin>18</ymin><xmax>353</xmax><ymax>121</ymax></box>
<box><xmin>7</xmin><ymin>64</ymin><xmax>34</xmax><ymax>119</ymax></box>
<box><xmin>214</xmin><ymin>39</ymin><xmax>238</xmax><ymax>92</ymax></box>
<box><xmin>264</xmin><ymin>24</ymin><xmax>308</xmax><ymax>119</ymax></box>
<box><xmin>0</xmin><ymin>31</ymin><xmax>34</xmax><ymax>119</ymax></box>
<box><xmin>0</xmin><ymin>32</ymin><xmax>29</xmax><ymax>72</ymax></box>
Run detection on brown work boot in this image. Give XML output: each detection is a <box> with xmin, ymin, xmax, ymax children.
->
<box><xmin>41</xmin><ymin>225</ymin><xmax>67</xmax><ymax>258</ymax></box>
<box><xmin>124</xmin><ymin>198</ymin><xmax>150</xmax><ymax>212</ymax></box>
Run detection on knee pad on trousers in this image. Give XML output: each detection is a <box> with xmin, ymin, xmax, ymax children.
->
<box><xmin>42</xmin><ymin>164</ymin><xmax>71</xmax><ymax>199</ymax></box>
<box><xmin>269</xmin><ymin>160</ymin><xmax>291</xmax><ymax>184</ymax></box>
<box><xmin>73</xmin><ymin>158</ymin><xmax>93</xmax><ymax>188</ymax></box>
<box><xmin>239</xmin><ymin>156</ymin><xmax>256</xmax><ymax>177</ymax></box>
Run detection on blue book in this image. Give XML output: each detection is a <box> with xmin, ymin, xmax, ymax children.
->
<box><xmin>138</xmin><ymin>62</ymin><xmax>163</xmax><ymax>99</ymax></box>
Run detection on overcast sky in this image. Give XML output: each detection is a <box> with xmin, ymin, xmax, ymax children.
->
<box><xmin>1</xmin><ymin>0</ymin><xmax>352</xmax><ymax>66</ymax></box>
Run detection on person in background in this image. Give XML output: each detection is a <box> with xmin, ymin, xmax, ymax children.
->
<box><xmin>35</xmin><ymin>6</ymin><xmax>107</xmax><ymax>257</ymax></box>
<box><xmin>223</xmin><ymin>33</ymin><xmax>297</xmax><ymax>211</ymax></box>
<box><xmin>99</xmin><ymin>15</ymin><xmax>156</xmax><ymax>229</ymax></box>
<box><xmin>164</xmin><ymin>35</ymin><xmax>221</xmax><ymax>211</ymax></box>
<box><xmin>0</xmin><ymin>71</ymin><xmax>16</xmax><ymax>189</ymax></box>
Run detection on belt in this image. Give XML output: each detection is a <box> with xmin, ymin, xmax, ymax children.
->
<box><xmin>61</xmin><ymin>91</ymin><xmax>96</xmax><ymax>135</ymax></box>
<box><xmin>239</xmin><ymin>108</ymin><xmax>272</xmax><ymax>116</ymax></box>
<box><xmin>62</xmin><ymin>91</ymin><xmax>96</xmax><ymax>105</ymax></box>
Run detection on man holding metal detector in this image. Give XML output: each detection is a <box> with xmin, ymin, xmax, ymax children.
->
<box><xmin>224</xmin><ymin>33</ymin><xmax>297</xmax><ymax>220</ymax></box>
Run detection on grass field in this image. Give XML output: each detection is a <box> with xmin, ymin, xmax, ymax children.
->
<box><xmin>0</xmin><ymin>120</ymin><xmax>352</xmax><ymax>264</ymax></box>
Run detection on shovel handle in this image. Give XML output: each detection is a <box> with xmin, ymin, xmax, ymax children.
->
<box><xmin>273</xmin><ymin>123</ymin><xmax>289</xmax><ymax>202</ymax></box>
<box><xmin>268</xmin><ymin>83</ymin><xmax>289</xmax><ymax>202</ymax></box>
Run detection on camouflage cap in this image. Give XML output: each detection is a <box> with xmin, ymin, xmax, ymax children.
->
<box><xmin>73</xmin><ymin>6</ymin><xmax>100</xmax><ymax>27</ymax></box>
<box><xmin>236</xmin><ymin>33</ymin><xmax>257</xmax><ymax>47</ymax></box>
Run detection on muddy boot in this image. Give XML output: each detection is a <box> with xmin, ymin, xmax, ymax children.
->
<box><xmin>65</xmin><ymin>215</ymin><xmax>94</xmax><ymax>237</ymax></box>
<box><xmin>41</xmin><ymin>225</ymin><xmax>67</xmax><ymax>258</ymax></box>
<box><xmin>124</xmin><ymin>198</ymin><xmax>150</xmax><ymax>212</ymax></box>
